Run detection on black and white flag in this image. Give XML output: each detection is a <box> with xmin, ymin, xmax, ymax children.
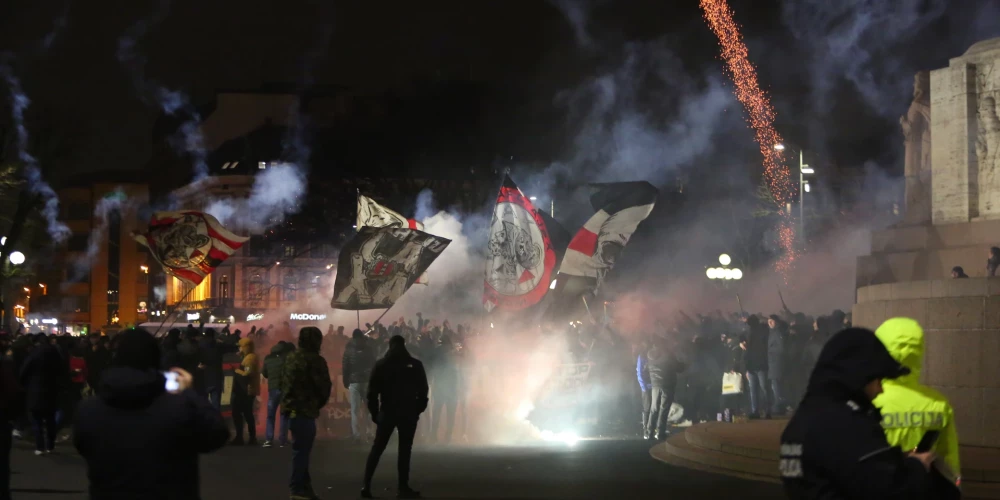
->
<box><xmin>557</xmin><ymin>181</ymin><xmax>658</xmax><ymax>292</ymax></box>
<box><xmin>331</xmin><ymin>227</ymin><xmax>450</xmax><ymax>310</ymax></box>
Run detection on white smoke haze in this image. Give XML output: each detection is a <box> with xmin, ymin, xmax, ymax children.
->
<box><xmin>153</xmin><ymin>285</ymin><xmax>166</xmax><ymax>304</ymax></box>
<box><xmin>203</xmin><ymin>163</ymin><xmax>308</xmax><ymax>233</ymax></box>
<box><xmin>117</xmin><ymin>0</ymin><xmax>209</xmax><ymax>180</ymax></box>
<box><xmin>0</xmin><ymin>65</ymin><xmax>71</xmax><ymax>243</ymax></box>
<box><xmin>73</xmin><ymin>188</ymin><xmax>129</xmax><ymax>279</ymax></box>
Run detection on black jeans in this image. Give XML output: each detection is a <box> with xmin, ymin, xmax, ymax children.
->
<box><xmin>641</xmin><ymin>389</ymin><xmax>652</xmax><ymax>429</ymax></box>
<box><xmin>289</xmin><ymin>417</ymin><xmax>316</xmax><ymax>494</ymax></box>
<box><xmin>364</xmin><ymin>413</ymin><xmax>419</xmax><ymax>490</ymax></box>
<box><xmin>645</xmin><ymin>385</ymin><xmax>676</xmax><ymax>437</ymax></box>
<box><xmin>231</xmin><ymin>390</ymin><xmax>256</xmax><ymax>441</ymax></box>
<box><xmin>30</xmin><ymin>410</ymin><xmax>56</xmax><ymax>452</ymax></box>
<box><xmin>430</xmin><ymin>396</ymin><xmax>457</xmax><ymax>443</ymax></box>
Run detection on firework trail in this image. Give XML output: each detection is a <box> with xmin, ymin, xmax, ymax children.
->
<box><xmin>700</xmin><ymin>0</ymin><xmax>797</xmax><ymax>272</ymax></box>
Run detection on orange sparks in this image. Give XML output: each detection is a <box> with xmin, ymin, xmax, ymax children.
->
<box><xmin>700</xmin><ymin>0</ymin><xmax>797</xmax><ymax>269</ymax></box>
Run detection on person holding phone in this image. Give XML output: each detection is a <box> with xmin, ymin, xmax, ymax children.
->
<box><xmin>780</xmin><ymin>328</ymin><xmax>935</xmax><ymax>499</ymax></box>
<box><xmin>73</xmin><ymin>328</ymin><xmax>229</xmax><ymax>499</ymax></box>
<box><xmin>873</xmin><ymin>318</ymin><xmax>961</xmax><ymax>484</ymax></box>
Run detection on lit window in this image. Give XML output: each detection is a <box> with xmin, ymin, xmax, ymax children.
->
<box><xmin>258</xmin><ymin>161</ymin><xmax>266</xmax><ymax>169</ymax></box>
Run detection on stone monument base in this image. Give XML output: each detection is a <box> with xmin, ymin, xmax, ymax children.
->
<box><xmin>857</xmin><ymin>219</ymin><xmax>1000</xmax><ymax>286</ymax></box>
<box><xmin>853</xmin><ymin>278</ymin><xmax>1000</xmax><ymax>447</ymax></box>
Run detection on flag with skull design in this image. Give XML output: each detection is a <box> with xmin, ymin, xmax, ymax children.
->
<box><xmin>483</xmin><ymin>175</ymin><xmax>557</xmax><ymax>312</ymax></box>
<box><xmin>133</xmin><ymin>211</ymin><xmax>249</xmax><ymax>286</ymax></box>
<box><xmin>557</xmin><ymin>181</ymin><xmax>658</xmax><ymax>293</ymax></box>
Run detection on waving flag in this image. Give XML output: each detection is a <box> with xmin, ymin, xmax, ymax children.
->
<box><xmin>133</xmin><ymin>211</ymin><xmax>248</xmax><ymax>286</ymax></box>
<box><xmin>357</xmin><ymin>194</ymin><xmax>429</xmax><ymax>284</ymax></box>
<box><xmin>483</xmin><ymin>175</ymin><xmax>557</xmax><ymax>312</ymax></box>
<box><xmin>357</xmin><ymin>195</ymin><xmax>423</xmax><ymax>231</ymax></box>
<box><xmin>558</xmin><ymin>181</ymin><xmax>658</xmax><ymax>292</ymax></box>
<box><xmin>331</xmin><ymin>227</ymin><xmax>450</xmax><ymax>310</ymax></box>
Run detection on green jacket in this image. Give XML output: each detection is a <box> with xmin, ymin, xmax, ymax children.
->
<box><xmin>262</xmin><ymin>343</ymin><xmax>294</xmax><ymax>382</ymax></box>
<box><xmin>278</xmin><ymin>348</ymin><xmax>332</xmax><ymax>419</ymax></box>
<box><xmin>873</xmin><ymin>317</ymin><xmax>961</xmax><ymax>479</ymax></box>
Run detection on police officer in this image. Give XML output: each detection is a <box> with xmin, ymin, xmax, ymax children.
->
<box><xmin>874</xmin><ymin>317</ymin><xmax>961</xmax><ymax>482</ymax></box>
<box><xmin>361</xmin><ymin>335</ymin><xmax>428</xmax><ymax>499</ymax></box>
<box><xmin>780</xmin><ymin>328</ymin><xmax>935</xmax><ymax>499</ymax></box>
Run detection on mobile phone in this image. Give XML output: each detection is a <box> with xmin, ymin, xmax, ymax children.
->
<box><xmin>916</xmin><ymin>430</ymin><xmax>940</xmax><ymax>453</ymax></box>
<box><xmin>163</xmin><ymin>371</ymin><xmax>180</xmax><ymax>392</ymax></box>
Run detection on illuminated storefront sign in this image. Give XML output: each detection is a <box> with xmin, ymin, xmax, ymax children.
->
<box><xmin>186</xmin><ymin>313</ymin><xmax>201</xmax><ymax>321</ymax></box>
<box><xmin>289</xmin><ymin>313</ymin><xmax>327</xmax><ymax>321</ymax></box>
<box><xmin>41</xmin><ymin>318</ymin><xmax>58</xmax><ymax>325</ymax></box>
<box><xmin>246</xmin><ymin>313</ymin><xmax>264</xmax><ymax>322</ymax></box>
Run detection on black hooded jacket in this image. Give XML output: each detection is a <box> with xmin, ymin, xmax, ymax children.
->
<box><xmin>367</xmin><ymin>344</ymin><xmax>429</xmax><ymax>419</ymax></box>
<box><xmin>780</xmin><ymin>328</ymin><xmax>930</xmax><ymax>500</ymax></box>
<box><xmin>73</xmin><ymin>330</ymin><xmax>229</xmax><ymax>499</ymax></box>
<box><xmin>342</xmin><ymin>337</ymin><xmax>376</xmax><ymax>387</ymax></box>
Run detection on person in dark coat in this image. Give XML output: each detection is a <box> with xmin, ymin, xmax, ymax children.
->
<box><xmin>779</xmin><ymin>328</ymin><xmax>936</xmax><ymax>499</ymax></box>
<box><xmin>0</xmin><ymin>337</ymin><xmax>21</xmax><ymax>500</ymax></box>
<box><xmin>262</xmin><ymin>340</ymin><xmax>294</xmax><ymax>448</ymax></box>
<box><xmin>429</xmin><ymin>335</ymin><xmax>461</xmax><ymax>444</ymax></box>
<box><xmin>343</xmin><ymin>329</ymin><xmax>376</xmax><ymax>442</ymax></box>
<box><xmin>687</xmin><ymin>333</ymin><xmax>724</xmax><ymax>424</ymax></box>
<box><xmin>160</xmin><ymin>329</ymin><xmax>181</xmax><ymax>370</ymax></box>
<box><xmin>73</xmin><ymin>328</ymin><xmax>229</xmax><ymax>499</ymax></box>
<box><xmin>743</xmin><ymin>316</ymin><xmax>769</xmax><ymax>418</ymax></box>
<box><xmin>362</xmin><ymin>335</ymin><xmax>428</xmax><ymax>499</ymax></box>
<box><xmin>19</xmin><ymin>334</ymin><xmax>66</xmax><ymax>454</ymax></box>
<box><xmin>177</xmin><ymin>328</ymin><xmax>203</xmax><ymax>395</ymax></box>
<box><xmin>767</xmin><ymin>315</ymin><xmax>788</xmax><ymax>416</ymax></box>
<box><xmin>644</xmin><ymin>339</ymin><xmax>683</xmax><ymax>440</ymax></box>
<box><xmin>198</xmin><ymin>328</ymin><xmax>224</xmax><ymax>411</ymax></box>
<box><xmin>83</xmin><ymin>334</ymin><xmax>111</xmax><ymax>393</ymax></box>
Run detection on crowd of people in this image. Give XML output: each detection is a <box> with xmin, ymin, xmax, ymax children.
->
<box><xmin>0</xmin><ymin>301</ymin><xmax>967</xmax><ymax>499</ymax></box>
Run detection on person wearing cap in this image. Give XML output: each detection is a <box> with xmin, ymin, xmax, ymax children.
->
<box><xmin>231</xmin><ymin>337</ymin><xmax>260</xmax><ymax>446</ymax></box>
<box><xmin>780</xmin><ymin>328</ymin><xmax>936</xmax><ymax>499</ymax></box>
<box><xmin>73</xmin><ymin>328</ymin><xmax>228</xmax><ymax>499</ymax></box>
<box><xmin>362</xmin><ymin>335</ymin><xmax>428</xmax><ymax>499</ymax></box>
<box><xmin>874</xmin><ymin>317</ymin><xmax>961</xmax><ymax>483</ymax></box>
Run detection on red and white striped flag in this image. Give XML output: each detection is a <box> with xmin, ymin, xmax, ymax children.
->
<box><xmin>133</xmin><ymin>211</ymin><xmax>249</xmax><ymax>286</ymax></box>
<box><xmin>557</xmin><ymin>182</ymin><xmax>658</xmax><ymax>292</ymax></box>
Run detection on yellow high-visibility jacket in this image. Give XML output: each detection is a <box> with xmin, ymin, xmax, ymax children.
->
<box><xmin>873</xmin><ymin>317</ymin><xmax>961</xmax><ymax>478</ymax></box>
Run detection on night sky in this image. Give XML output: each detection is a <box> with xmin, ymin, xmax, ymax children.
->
<box><xmin>1</xmin><ymin>0</ymin><xmax>998</xmax><ymax>183</ymax></box>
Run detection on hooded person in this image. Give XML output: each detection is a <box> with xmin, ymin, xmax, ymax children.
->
<box><xmin>362</xmin><ymin>335</ymin><xmax>428</xmax><ymax>499</ymax></box>
<box><xmin>874</xmin><ymin>318</ymin><xmax>961</xmax><ymax>483</ymax></box>
<box><xmin>343</xmin><ymin>329</ymin><xmax>376</xmax><ymax>442</ymax></box>
<box><xmin>779</xmin><ymin>328</ymin><xmax>936</xmax><ymax>499</ymax></box>
<box><xmin>19</xmin><ymin>334</ymin><xmax>66</xmax><ymax>454</ymax></box>
<box><xmin>198</xmin><ymin>328</ymin><xmax>224</xmax><ymax>411</ymax></box>
<box><xmin>73</xmin><ymin>328</ymin><xmax>228</xmax><ymax>499</ymax></box>
<box><xmin>230</xmin><ymin>337</ymin><xmax>260</xmax><ymax>446</ymax></box>
<box><xmin>279</xmin><ymin>327</ymin><xmax>332</xmax><ymax>500</ymax></box>
<box><xmin>262</xmin><ymin>341</ymin><xmax>295</xmax><ymax>448</ymax></box>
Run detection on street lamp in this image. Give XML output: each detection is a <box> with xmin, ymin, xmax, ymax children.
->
<box><xmin>719</xmin><ymin>254</ymin><xmax>731</xmax><ymax>266</ymax></box>
<box><xmin>8</xmin><ymin>251</ymin><xmax>25</xmax><ymax>265</ymax></box>
<box><xmin>773</xmin><ymin>143</ymin><xmax>814</xmax><ymax>242</ymax></box>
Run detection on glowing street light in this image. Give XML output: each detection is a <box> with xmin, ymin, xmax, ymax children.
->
<box><xmin>719</xmin><ymin>254</ymin><xmax>731</xmax><ymax>266</ymax></box>
<box><xmin>140</xmin><ymin>265</ymin><xmax>149</xmax><ymax>273</ymax></box>
<box><xmin>529</xmin><ymin>196</ymin><xmax>538</xmax><ymax>201</ymax></box>
<box><xmin>732</xmin><ymin>268</ymin><xmax>743</xmax><ymax>280</ymax></box>
<box><xmin>8</xmin><ymin>251</ymin><xmax>25</xmax><ymax>265</ymax></box>
<box><xmin>773</xmin><ymin>143</ymin><xmax>786</xmax><ymax>151</ymax></box>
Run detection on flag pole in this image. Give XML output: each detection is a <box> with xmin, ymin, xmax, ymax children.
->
<box><xmin>152</xmin><ymin>282</ymin><xmax>197</xmax><ymax>337</ymax></box>
<box><xmin>357</xmin><ymin>309</ymin><xmax>361</xmax><ymax>331</ymax></box>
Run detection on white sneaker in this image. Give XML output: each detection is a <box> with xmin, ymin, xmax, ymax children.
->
<box><xmin>34</xmin><ymin>450</ymin><xmax>43</xmax><ymax>456</ymax></box>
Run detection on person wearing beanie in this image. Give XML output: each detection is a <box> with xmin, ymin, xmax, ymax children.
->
<box><xmin>780</xmin><ymin>328</ymin><xmax>936</xmax><ymax>499</ymax></box>
<box><xmin>231</xmin><ymin>337</ymin><xmax>260</xmax><ymax>446</ymax></box>
<box><xmin>362</xmin><ymin>335</ymin><xmax>429</xmax><ymax>499</ymax></box>
<box><xmin>279</xmin><ymin>327</ymin><xmax>332</xmax><ymax>500</ymax></box>
<box><xmin>343</xmin><ymin>328</ymin><xmax>376</xmax><ymax>443</ymax></box>
<box><xmin>73</xmin><ymin>328</ymin><xmax>228</xmax><ymax>499</ymax></box>
<box><xmin>874</xmin><ymin>317</ymin><xmax>961</xmax><ymax>485</ymax></box>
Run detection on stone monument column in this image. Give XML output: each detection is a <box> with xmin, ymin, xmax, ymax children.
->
<box><xmin>901</xmin><ymin>71</ymin><xmax>932</xmax><ymax>225</ymax></box>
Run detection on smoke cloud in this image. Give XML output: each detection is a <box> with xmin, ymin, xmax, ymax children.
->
<box><xmin>203</xmin><ymin>163</ymin><xmax>308</xmax><ymax>233</ymax></box>
<box><xmin>117</xmin><ymin>0</ymin><xmax>209</xmax><ymax>180</ymax></box>
<box><xmin>0</xmin><ymin>65</ymin><xmax>70</xmax><ymax>243</ymax></box>
<box><xmin>73</xmin><ymin>189</ymin><xmax>128</xmax><ymax>279</ymax></box>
